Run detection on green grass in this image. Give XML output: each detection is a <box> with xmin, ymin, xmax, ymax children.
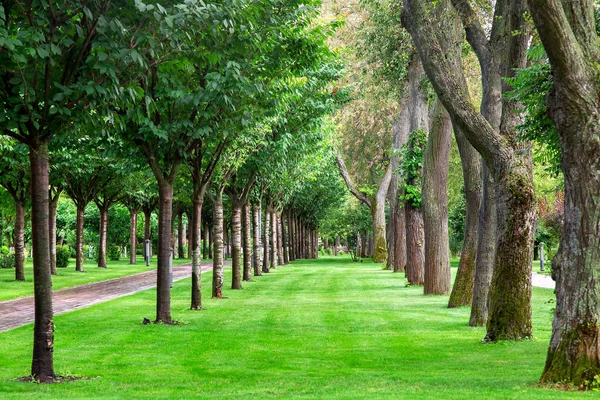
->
<box><xmin>0</xmin><ymin>256</ymin><xmax>591</xmax><ymax>399</ymax></box>
<box><xmin>0</xmin><ymin>256</ymin><xmax>192</xmax><ymax>302</ymax></box>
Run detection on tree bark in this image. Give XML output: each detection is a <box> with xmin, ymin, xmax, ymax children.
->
<box><xmin>129</xmin><ymin>209</ymin><xmax>138</xmax><ymax>265</ymax></box>
<box><xmin>231</xmin><ymin>202</ymin><xmax>242</xmax><ymax>289</ymax></box>
<box><xmin>212</xmin><ymin>189</ymin><xmax>225</xmax><ymax>297</ymax></box>
<box><xmin>29</xmin><ymin>141</ymin><xmax>55</xmax><ymax>382</ymax></box>
<box><xmin>527</xmin><ymin>0</ymin><xmax>600</xmax><ymax>385</ymax></box>
<box><xmin>262</xmin><ymin>207</ymin><xmax>270</xmax><ymax>273</ymax></box>
<box><xmin>75</xmin><ymin>207</ymin><xmax>85</xmax><ymax>272</ymax></box>
<box><xmin>97</xmin><ymin>206</ymin><xmax>108</xmax><ymax>268</ymax></box>
<box><xmin>448</xmin><ymin>128</ymin><xmax>482</xmax><ymax>307</ymax></box>
<box><xmin>242</xmin><ymin>203</ymin><xmax>252</xmax><ymax>281</ymax></box>
<box><xmin>202</xmin><ymin>223</ymin><xmax>208</xmax><ymax>260</ymax></box>
<box><xmin>155</xmin><ymin>181</ymin><xmax>174</xmax><ymax>323</ymax></box>
<box><xmin>190</xmin><ymin>197</ymin><xmax>203</xmax><ymax>310</ymax></box>
<box><xmin>187</xmin><ymin>212</ymin><xmax>193</xmax><ymax>259</ymax></box>
<box><xmin>49</xmin><ymin>190</ymin><xmax>61</xmax><ymax>276</ymax></box>
<box><xmin>277</xmin><ymin>213</ymin><xmax>284</xmax><ymax>265</ymax></box>
<box><xmin>178</xmin><ymin>211</ymin><xmax>184</xmax><ymax>259</ymax></box>
<box><xmin>288</xmin><ymin>211</ymin><xmax>295</xmax><ymax>261</ymax></box>
<box><xmin>14</xmin><ymin>200</ymin><xmax>25</xmax><ymax>281</ymax></box>
<box><xmin>270</xmin><ymin>210</ymin><xmax>277</xmax><ymax>269</ymax></box>
<box><xmin>282</xmin><ymin>212</ymin><xmax>289</xmax><ymax>264</ymax></box>
<box><xmin>143</xmin><ymin>208</ymin><xmax>152</xmax><ymax>260</ymax></box>
<box><xmin>208</xmin><ymin>226</ymin><xmax>213</xmax><ymax>259</ymax></box>
<box><xmin>253</xmin><ymin>202</ymin><xmax>262</xmax><ymax>276</ymax></box>
<box><xmin>423</xmin><ymin>98</ymin><xmax>452</xmax><ymax>294</ymax></box>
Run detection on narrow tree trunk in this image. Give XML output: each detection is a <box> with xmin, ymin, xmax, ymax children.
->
<box><xmin>190</xmin><ymin>197</ymin><xmax>203</xmax><ymax>310</ymax></box>
<box><xmin>469</xmin><ymin>166</ymin><xmax>496</xmax><ymax>325</ymax></box>
<box><xmin>448</xmin><ymin>128</ymin><xmax>482</xmax><ymax>307</ymax></box>
<box><xmin>187</xmin><ymin>212</ymin><xmax>193</xmax><ymax>259</ymax></box>
<box><xmin>212</xmin><ymin>189</ymin><xmax>225</xmax><ymax>297</ymax></box>
<box><xmin>242</xmin><ymin>203</ymin><xmax>252</xmax><ymax>281</ymax></box>
<box><xmin>178</xmin><ymin>211</ymin><xmax>184</xmax><ymax>259</ymax></box>
<box><xmin>288</xmin><ymin>212</ymin><xmax>295</xmax><ymax>261</ymax></box>
<box><xmin>75</xmin><ymin>207</ymin><xmax>85</xmax><ymax>272</ymax></box>
<box><xmin>262</xmin><ymin>208</ymin><xmax>270</xmax><ymax>273</ymax></box>
<box><xmin>98</xmin><ymin>206</ymin><xmax>108</xmax><ymax>268</ymax></box>
<box><xmin>208</xmin><ymin>226</ymin><xmax>213</xmax><ymax>259</ymax></box>
<box><xmin>277</xmin><ymin>213</ymin><xmax>284</xmax><ymax>265</ymax></box>
<box><xmin>29</xmin><ymin>141</ymin><xmax>55</xmax><ymax>382</ymax></box>
<box><xmin>202</xmin><ymin>223</ymin><xmax>208</xmax><ymax>259</ymax></box>
<box><xmin>270</xmin><ymin>210</ymin><xmax>277</xmax><ymax>269</ymax></box>
<box><xmin>129</xmin><ymin>209</ymin><xmax>138</xmax><ymax>265</ymax></box>
<box><xmin>143</xmin><ymin>209</ymin><xmax>152</xmax><ymax>260</ymax></box>
<box><xmin>49</xmin><ymin>194</ymin><xmax>59</xmax><ymax>275</ymax></box>
<box><xmin>423</xmin><ymin>98</ymin><xmax>452</xmax><ymax>295</ymax></box>
<box><xmin>231</xmin><ymin>202</ymin><xmax>242</xmax><ymax>290</ymax></box>
<box><xmin>155</xmin><ymin>181</ymin><xmax>174</xmax><ymax>323</ymax></box>
<box><xmin>14</xmin><ymin>200</ymin><xmax>25</xmax><ymax>281</ymax></box>
<box><xmin>335</xmin><ymin>236</ymin><xmax>340</xmax><ymax>256</ymax></box>
<box><xmin>282</xmin><ymin>212</ymin><xmax>289</xmax><ymax>264</ymax></box>
<box><xmin>252</xmin><ymin>202</ymin><xmax>262</xmax><ymax>276</ymax></box>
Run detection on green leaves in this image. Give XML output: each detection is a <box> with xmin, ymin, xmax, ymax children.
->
<box><xmin>399</xmin><ymin>128</ymin><xmax>427</xmax><ymax>207</ymax></box>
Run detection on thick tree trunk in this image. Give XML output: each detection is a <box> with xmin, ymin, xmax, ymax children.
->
<box><xmin>98</xmin><ymin>206</ymin><xmax>108</xmax><ymax>268</ymax></box>
<box><xmin>49</xmin><ymin>193</ymin><xmax>60</xmax><ymax>275</ymax></box>
<box><xmin>13</xmin><ymin>200</ymin><xmax>25</xmax><ymax>281</ymax></box>
<box><xmin>252</xmin><ymin>202</ymin><xmax>262</xmax><ymax>276</ymax></box>
<box><xmin>405</xmin><ymin>206</ymin><xmax>424</xmax><ymax>285</ymax></box>
<box><xmin>282</xmin><ymin>212</ymin><xmax>289</xmax><ymax>265</ymax></box>
<box><xmin>29</xmin><ymin>141</ymin><xmax>55</xmax><ymax>382</ymax></box>
<box><xmin>129</xmin><ymin>209</ymin><xmax>138</xmax><ymax>265</ymax></box>
<box><xmin>231</xmin><ymin>203</ymin><xmax>242</xmax><ymax>290</ymax></box>
<box><xmin>178</xmin><ymin>211</ymin><xmax>184</xmax><ymax>259</ymax></box>
<box><xmin>155</xmin><ymin>182</ymin><xmax>174</xmax><ymax>323</ymax></box>
<box><xmin>389</xmin><ymin>107</ymin><xmax>409</xmax><ymax>272</ymax></box>
<box><xmin>242</xmin><ymin>203</ymin><xmax>252</xmax><ymax>281</ymax></box>
<box><xmin>469</xmin><ymin>166</ymin><xmax>496</xmax><ymax>325</ymax></box>
<box><xmin>423</xmin><ymin>98</ymin><xmax>452</xmax><ymax>294</ymax></box>
<box><xmin>212</xmin><ymin>190</ymin><xmax>225</xmax><ymax>297</ymax></box>
<box><xmin>448</xmin><ymin>128</ymin><xmax>482</xmax><ymax>307</ymax></box>
<box><xmin>190</xmin><ymin>197</ymin><xmax>203</xmax><ymax>310</ymax></box>
<box><xmin>371</xmin><ymin>197</ymin><xmax>388</xmax><ymax>264</ymax></box>
<box><xmin>75</xmin><ymin>207</ymin><xmax>85</xmax><ymax>272</ymax></box>
<box><xmin>262</xmin><ymin>208</ymin><xmax>270</xmax><ymax>273</ymax></box>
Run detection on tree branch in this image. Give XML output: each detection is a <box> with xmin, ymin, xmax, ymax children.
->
<box><xmin>336</xmin><ymin>154</ymin><xmax>371</xmax><ymax>208</ymax></box>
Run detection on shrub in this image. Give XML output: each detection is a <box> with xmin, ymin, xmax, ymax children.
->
<box><xmin>0</xmin><ymin>252</ymin><xmax>15</xmax><ymax>269</ymax></box>
<box><xmin>338</xmin><ymin>251</ymin><xmax>345</xmax><ymax>256</ymax></box>
<box><xmin>108</xmin><ymin>244</ymin><xmax>120</xmax><ymax>261</ymax></box>
<box><xmin>324</xmin><ymin>248</ymin><xmax>332</xmax><ymax>256</ymax></box>
<box><xmin>0</xmin><ymin>246</ymin><xmax>9</xmax><ymax>255</ymax></box>
<box><xmin>56</xmin><ymin>245</ymin><xmax>71</xmax><ymax>268</ymax></box>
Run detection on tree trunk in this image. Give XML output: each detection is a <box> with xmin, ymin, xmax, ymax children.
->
<box><xmin>277</xmin><ymin>213</ymin><xmax>284</xmax><ymax>265</ymax></box>
<box><xmin>75</xmin><ymin>206</ymin><xmax>85</xmax><ymax>272</ymax></box>
<box><xmin>98</xmin><ymin>206</ymin><xmax>108</xmax><ymax>268</ymax></box>
<box><xmin>371</xmin><ymin>197</ymin><xmax>388</xmax><ymax>263</ymax></box>
<box><xmin>389</xmin><ymin>109</ymin><xmax>409</xmax><ymax>272</ymax></box>
<box><xmin>129</xmin><ymin>209</ymin><xmax>138</xmax><ymax>265</ymax></box>
<box><xmin>423</xmin><ymin>98</ymin><xmax>452</xmax><ymax>294</ymax></box>
<box><xmin>469</xmin><ymin>166</ymin><xmax>496</xmax><ymax>325</ymax></box>
<box><xmin>242</xmin><ymin>203</ymin><xmax>252</xmax><ymax>281</ymax></box>
<box><xmin>405</xmin><ymin>206</ymin><xmax>424</xmax><ymax>285</ymax></box>
<box><xmin>212</xmin><ymin>189</ymin><xmax>225</xmax><ymax>297</ymax></box>
<box><xmin>252</xmin><ymin>202</ymin><xmax>262</xmax><ymax>276</ymax></box>
<box><xmin>262</xmin><ymin>208</ymin><xmax>270</xmax><ymax>273</ymax></box>
<box><xmin>231</xmin><ymin>202</ymin><xmax>242</xmax><ymax>290</ymax></box>
<box><xmin>178</xmin><ymin>211</ymin><xmax>184</xmax><ymax>259</ymax></box>
<box><xmin>202</xmin><ymin>223</ymin><xmax>208</xmax><ymax>259</ymax></box>
<box><xmin>191</xmin><ymin>197</ymin><xmax>203</xmax><ymax>310</ymax></box>
<box><xmin>448</xmin><ymin>128</ymin><xmax>482</xmax><ymax>307</ymax></box>
<box><xmin>155</xmin><ymin>181</ymin><xmax>174</xmax><ymax>323</ymax></box>
<box><xmin>29</xmin><ymin>141</ymin><xmax>55</xmax><ymax>382</ymax></box>
<box><xmin>335</xmin><ymin>236</ymin><xmax>340</xmax><ymax>256</ymax></box>
<box><xmin>282</xmin><ymin>212</ymin><xmax>289</xmax><ymax>264</ymax></box>
<box><xmin>144</xmin><ymin>209</ymin><xmax>152</xmax><ymax>260</ymax></box>
<box><xmin>49</xmin><ymin>193</ymin><xmax>60</xmax><ymax>275</ymax></box>
<box><xmin>14</xmin><ymin>199</ymin><xmax>25</xmax><ymax>281</ymax></box>
<box><xmin>288</xmin><ymin>211</ymin><xmax>295</xmax><ymax>261</ymax></box>
<box><xmin>269</xmin><ymin>210</ymin><xmax>277</xmax><ymax>269</ymax></box>
<box><xmin>208</xmin><ymin>226</ymin><xmax>213</xmax><ymax>259</ymax></box>
<box><xmin>187</xmin><ymin>212</ymin><xmax>193</xmax><ymax>259</ymax></box>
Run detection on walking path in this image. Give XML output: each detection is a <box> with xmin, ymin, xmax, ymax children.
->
<box><xmin>0</xmin><ymin>261</ymin><xmax>217</xmax><ymax>333</ymax></box>
<box><xmin>531</xmin><ymin>271</ymin><xmax>555</xmax><ymax>289</ymax></box>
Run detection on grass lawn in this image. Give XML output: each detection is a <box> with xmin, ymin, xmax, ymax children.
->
<box><xmin>0</xmin><ymin>256</ymin><xmax>591</xmax><ymax>399</ymax></box>
<box><xmin>0</xmin><ymin>256</ymin><xmax>192</xmax><ymax>302</ymax></box>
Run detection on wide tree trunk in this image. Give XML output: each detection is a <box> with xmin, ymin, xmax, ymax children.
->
<box><xmin>29</xmin><ymin>141</ymin><xmax>55</xmax><ymax>382</ymax></box>
<box><xmin>270</xmin><ymin>210</ymin><xmax>277</xmax><ymax>269</ymax></box>
<box><xmin>190</xmin><ymin>197</ymin><xmax>203</xmax><ymax>310</ymax></box>
<box><xmin>49</xmin><ymin>193</ymin><xmax>60</xmax><ymax>275</ymax></box>
<box><xmin>75</xmin><ymin>207</ymin><xmax>85</xmax><ymax>272</ymax></box>
<box><xmin>469</xmin><ymin>166</ymin><xmax>496</xmax><ymax>325</ymax></box>
<box><xmin>242</xmin><ymin>203</ymin><xmax>252</xmax><ymax>281</ymax></box>
<box><xmin>98</xmin><ymin>206</ymin><xmax>108</xmax><ymax>268</ymax></box>
<box><xmin>423</xmin><ymin>98</ymin><xmax>452</xmax><ymax>294</ymax></box>
<box><xmin>448</xmin><ymin>128</ymin><xmax>482</xmax><ymax>307</ymax></box>
<box><xmin>405</xmin><ymin>207</ymin><xmax>424</xmax><ymax>285</ymax></box>
<box><xmin>231</xmin><ymin>202</ymin><xmax>242</xmax><ymax>290</ymax></box>
<box><xmin>212</xmin><ymin>189</ymin><xmax>225</xmax><ymax>297</ymax></box>
<box><xmin>178</xmin><ymin>211</ymin><xmax>184</xmax><ymax>259</ymax></box>
<box><xmin>155</xmin><ymin>181</ymin><xmax>174</xmax><ymax>323</ymax></box>
<box><xmin>129</xmin><ymin>209</ymin><xmax>138</xmax><ymax>265</ymax></box>
<box><xmin>252</xmin><ymin>202</ymin><xmax>262</xmax><ymax>276</ymax></box>
<box><xmin>281</xmin><ymin>212</ymin><xmax>289</xmax><ymax>264</ymax></box>
<box><xmin>371</xmin><ymin>196</ymin><xmax>388</xmax><ymax>263</ymax></box>
<box><xmin>262</xmin><ymin>208</ymin><xmax>270</xmax><ymax>273</ymax></box>
<box><xmin>526</xmin><ymin>0</ymin><xmax>600</xmax><ymax>385</ymax></box>
<box><xmin>12</xmin><ymin>199</ymin><xmax>25</xmax><ymax>282</ymax></box>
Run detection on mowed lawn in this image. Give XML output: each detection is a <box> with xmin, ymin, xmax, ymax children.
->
<box><xmin>0</xmin><ymin>256</ymin><xmax>593</xmax><ymax>399</ymax></box>
<box><xmin>0</xmin><ymin>257</ymin><xmax>192</xmax><ymax>301</ymax></box>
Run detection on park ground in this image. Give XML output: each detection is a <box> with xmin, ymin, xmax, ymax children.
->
<box><xmin>0</xmin><ymin>256</ymin><xmax>593</xmax><ymax>399</ymax></box>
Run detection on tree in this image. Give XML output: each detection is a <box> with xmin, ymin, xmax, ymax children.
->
<box><xmin>527</xmin><ymin>0</ymin><xmax>600</xmax><ymax>387</ymax></box>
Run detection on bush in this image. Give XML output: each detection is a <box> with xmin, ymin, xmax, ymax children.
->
<box><xmin>338</xmin><ymin>251</ymin><xmax>345</xmax><ymax>256</ymax></box>
<box><xmin>324</xmin><ymin>248</ymin><xmax>332</xmax><ymax>256</ymax></box>
<box><xmin>0</xmin><ymin>252</ymin><xmax>15</xmax><ymax>269</ymax></box>
<box><xmin>108</xmin><ymin>244</ymin><xmax>120</xmax><ymax>261</ymax></box>
<box><xmin>56</xmin><ymin>245</ymin><xmax>71</xmax><ymax>268</ymax></box>
<box><xmin>0</xmin><ymin>246</ymin><xmax>9</xmax><ymax>255</ymax></box>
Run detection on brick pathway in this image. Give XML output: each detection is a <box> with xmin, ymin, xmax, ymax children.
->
<box><xmin>0</xmin><ymin>261</ymin><xmax>216</xmax><ymax>333</ymax></box>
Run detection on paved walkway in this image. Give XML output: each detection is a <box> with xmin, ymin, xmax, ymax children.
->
<box><xmin>532</xmin><ymin>271</ymin><xmax>555</xmax><ymax>289</ymax></box>
<box><xmin>0</xmin><ymin>261</ymin><xmax>216</xmax><ymax>333</ymax></box>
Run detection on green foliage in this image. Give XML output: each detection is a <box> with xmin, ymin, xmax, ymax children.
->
<box><xmin>108</xmin><ymin>244</ymin><xmax>121</xmax><ymax>261</ymax></box>
<box><xmin>56</xmin><ymin>246</ymin><xmax>71</xmax><ymax>269</ymax></box>
<box><xmin>0</xmin><ymin>252</ymin><xmax>15</xmax><ymax>269</ymax></box>
<box><xmin>0</xmin><ymin>245</ymin><xmax>9</xmax><ymax>255</ymax></box>
<box><xmin>399</xmin><ymin>129</ymin><xmax>427</xmax><ymax>207</ymax></box>
<box><xmin>448</xmin><ymin>192</ymin><xmax>466</xmax><ymax>256</ymax></box>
